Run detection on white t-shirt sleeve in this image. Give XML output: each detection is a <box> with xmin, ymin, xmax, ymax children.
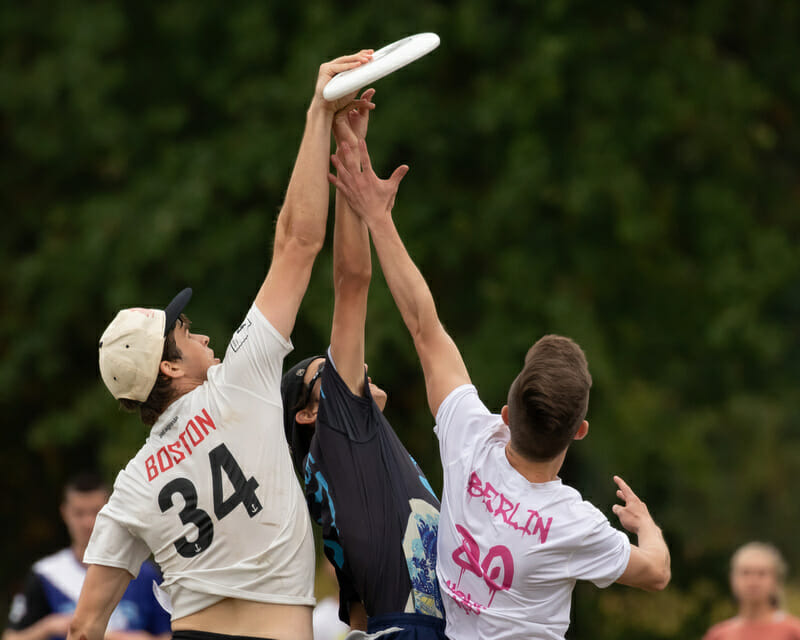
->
<box><xmin>568</xmin><ymin>505</ymin><xmax>631</xmax><ymax>588</ymax></box>
<box><xmin>434</xmin><ymin>384</ymin><xmax>502</xmax><ymax>466</ymax></box>
<box><xmin>83</xmin><ymin>511</ymin><xmax>151</xmax><ymax>578</ymax></box>
<box><xmin>215</xmin><ymin>304</ymin><xmax>293</xmax><ymax>396</ymax></box>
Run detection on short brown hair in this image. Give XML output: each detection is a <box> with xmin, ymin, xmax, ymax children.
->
<box><xmin>119</xmin><ymin>314</ymin><xmax>188</xmax><ymax>426</ymax></box>
<box><xmin>63</xmin><ymin>472</ymin><xmax>109</xmax><ymax>503</ymax></box>
<box><xmin>506</xmin><ymin>335</ymin><xmax>592</xmax><ymax>461</ymax></box>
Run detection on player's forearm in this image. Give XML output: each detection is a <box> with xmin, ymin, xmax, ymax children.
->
<box><xmin>333</xmin><ymin>193</ymin><xmax>371</xmax><ymax>290</ymax></box>
<box><xmin>274</xmin><ymin>105</ymin><xmax>334</xmax><ymax>256</ymax></box>
<box><xmin>367</xmin><ymin>216</ymin><xmax>440</xmax><ymax>341</ymax></box>
<box><xmin>68</xmin><ymin>566</ymin><xmax>132</xmax><ymax>640</ymax></box>
<box><xmin>633</xmin><ymin>520</ymin><xmax>671</xmax><ymax>590</ymax></box>
<box><xmin>329</xmin><ymin>193</ymin><xmax>371</xmax><ymax>392</ymax></box>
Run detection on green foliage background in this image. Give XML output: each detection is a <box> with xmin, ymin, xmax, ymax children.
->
<box><xmin>2</xmin><ymin>2</ymin><xmax>799</xmax><ymax>638</ymax></box>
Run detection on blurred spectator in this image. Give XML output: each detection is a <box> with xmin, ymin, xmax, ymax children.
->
<box><xmin>703</xmin><ymin>542</ymin><xmax>800</xmax><ymax>640</ymax></box>
<box><xmin>3</xmin><ymin>473</ymin><xmax>170</xmax><ymax>640</ymax></box>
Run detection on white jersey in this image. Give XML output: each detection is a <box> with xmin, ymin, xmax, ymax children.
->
<box><xmin>85</xmin><ymin>304</ymin><xmax>315</xmax><ymax>620</ymax></box>
<box><xmin>434</xmin><ymin>385</ymin><xmax>630</xmax><ymax>640</ymax></box>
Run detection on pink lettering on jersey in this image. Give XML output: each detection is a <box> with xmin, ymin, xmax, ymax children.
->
<box><xmin>449</xmin><ymin>523</ymin><xmax>515</xmax><ymax>611</ymax></box>
<box><xmin>452</xmin><ymin>525</ymin><xmax>482</xmax><ymax>588</ymax></box>
<box><xmin>531</xmin><ymin>510</ymin><xmax>553</xmax><ymax>544</ymax></box>
<box><xmin>481</xmin><ymin>545</ymin><xmax>514</xmax><ymax>606</ymax></box>
<box><xmin>145</xmin><ymin>408</ymin><xmax>216</xmax><ymax>482</ymax></box>
<box><xmin>465</xmin><ymin>470</ymin><xmax>553</xmax><ymax>543</ymax></box>
<box><xmin>444</xmin><ymin>579</ymin><xmax>485</xmax><ymax>616</ymax></box>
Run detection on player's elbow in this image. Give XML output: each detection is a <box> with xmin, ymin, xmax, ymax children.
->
<box><xmin>275</xmin><ymin>205</ymin><xmax>327</xmax><ymax>257</ymax></box>
<box><xmin>276</xmin><ymin>229</ymin><xmax>325</xmax><ymax>262</ymax></box>
<box><xmin>652</xmin><ymin>565</ymin><xmax>671</xmax><ymax>591</ymax></box>
<box><xmin>641</xmin><ymin>564</ymin><xmax>671</xmax><ymax>592</ymax></box>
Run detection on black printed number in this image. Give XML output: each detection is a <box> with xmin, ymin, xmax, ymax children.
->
<box><xmin>158</xmin><ymin>444</ymin><xmax>262</xmax><ymax>558</ymax></box>
<box><xmin>158</xmin><ymin>478</ymin><xmax>214</xmax><ymax>558</ymax></box>
<box><xmin>210</xmin><ymin>444</ymin><xmax>263</xmax><ymax>519</ymax></box>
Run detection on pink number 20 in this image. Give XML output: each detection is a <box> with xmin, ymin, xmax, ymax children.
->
<box><xmin>452</xmin><ymin>524</ymin><xmax>515</xmax><ymax>606</ymax></box>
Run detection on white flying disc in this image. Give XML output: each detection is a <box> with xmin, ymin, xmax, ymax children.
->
<box><xmin>323</xmin><ymin>32</ymin><xmax>440</xmax><ymax>101</ymax></box>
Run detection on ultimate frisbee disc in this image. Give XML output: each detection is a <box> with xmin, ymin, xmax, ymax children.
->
<box><xmin>323</xmin><ymin>32</ymin><xmax>440</xmax><ymax>101</ymax></box>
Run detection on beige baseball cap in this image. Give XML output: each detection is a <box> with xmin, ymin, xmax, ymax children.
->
<box><xmin>98</xmin><ymin>288</ymin><xmax>192</xmax><ymax>401</ymax></box>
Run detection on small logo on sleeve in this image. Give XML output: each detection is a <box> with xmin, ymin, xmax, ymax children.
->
<box><xmin>230</xmin><ymin>318</ymin><xmax>252</xmax><ymax>352</ymax></box>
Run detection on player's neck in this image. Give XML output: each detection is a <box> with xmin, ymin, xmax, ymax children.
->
<box><xmin>174</xmin><ymin>376</ymin><xmax>204</xmax><ymax>396</ymax></box>
<box><xmin>505</xmin><ymin>443</ymin><xmax>565</xmax><ymax>483</ymax></box>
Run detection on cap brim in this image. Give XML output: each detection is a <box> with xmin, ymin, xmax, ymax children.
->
<box><xmin>164</xmin><ymin>288</ymin><xmax>192</xmax><ymax>335</ymax></box>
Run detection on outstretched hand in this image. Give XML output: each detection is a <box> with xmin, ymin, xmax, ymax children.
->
<box><xmin>328</xmin><ymin>139</ymin><xmax>408</xmax><ymax>226</ymax></box>
<box><xmin>333</xmin><ymin>88</ymin><xmax>376</xmax><ymax>147</ymax></box>
<box><xmin>611</xmin><ymin>475</ymin><xmax>654</xmax><ymax>535</ymax></box>
<box><xmin>314</xmin><ymin>50</ymin><xmax>374</xmax><ymax>112</ymax></box>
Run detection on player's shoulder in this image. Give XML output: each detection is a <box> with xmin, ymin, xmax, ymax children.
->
<box><xmin>435</xmin><ymin>384</ymin><xmax>498</xmax><ymax>438</ymax></box>
<box><xmin>438</xmin><ymin>383</ymin><xmax>482</xmax><ymax>413</ymax></box>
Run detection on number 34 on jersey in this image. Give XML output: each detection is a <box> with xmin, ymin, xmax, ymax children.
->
<box><xmin>158</xmin><ymin>443</ymin><xmax>263</xmax><ymax>558</ymax></box>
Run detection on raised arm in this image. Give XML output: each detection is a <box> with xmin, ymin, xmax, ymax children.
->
<box><xmin>66</xmin><ymin>566</ymin><xmax>132</xmax><ymax>640</ymax></box>
<box><xmin>329</xmin><ymin>89</ymin><xmax>375</xmax><ymax>394</ymax></box>
<box><xmin>330</xmin><ymin>140</ymin><xmax>470</xmax><ymax>416</ymax></box>
<box><xmin>612</xmin><ymin>476</ymin><xmax>671</xmax><ymax>591</ymax></box>
<box><xmin>256</xmin><ymin>50</ymin><xmax>373</xmax><ymax>340</ymax></box>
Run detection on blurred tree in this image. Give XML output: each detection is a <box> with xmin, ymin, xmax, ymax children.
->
<box><xmin>1</xmin><ymin>1</ymin><xmax>798</xmax><ymax>638</ymax></box>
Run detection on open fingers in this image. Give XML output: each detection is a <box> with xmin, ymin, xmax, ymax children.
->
<box><xmin>357</xmin><ymin>139</ymin><xmax>374</xmax><ymax>175</ymax></box>
<box><xmin>330</xmin><ymin>151</ymin><xmax>353</xmax><ymax>180</ymax></box>
<box><xmin>613</xmin><ymin>475</ymin><xmax>632</xmax><ymax>494</ymax></box>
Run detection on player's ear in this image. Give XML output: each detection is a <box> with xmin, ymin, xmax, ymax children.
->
<box><xmin>295</xmin><ymin>406</ymin><xmax>317</xmax><ymax>425</ymax></box>
<box><xmin>160</xmin><ymin>360</ymin><xmax>184</xmax><ymax>379</ymax></box>
<box><xmin>574</xmin><ymin>420</ymin><xmax>589</xmax><ymax>441</ymax></box>
<box><xmin>501</xmin><ymin>405</ymin><xmax>510</xmax><ymax>425</ymax></box>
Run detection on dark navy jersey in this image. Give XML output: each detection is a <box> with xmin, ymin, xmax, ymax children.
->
<box><xmin>304</xmin><ymin>353</ymin><xmax>444</xmax><ymax>623</ymax></box>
